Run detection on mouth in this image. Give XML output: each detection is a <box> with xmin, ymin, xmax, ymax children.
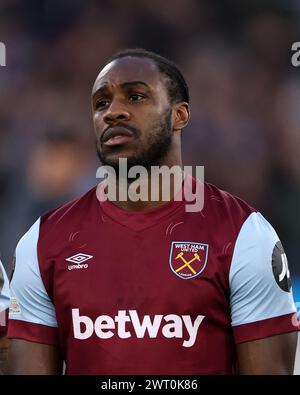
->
<box><xmin>102</xmin><ymin>127</ymin><xmax>135</xmax><ymax>147</ymax></box>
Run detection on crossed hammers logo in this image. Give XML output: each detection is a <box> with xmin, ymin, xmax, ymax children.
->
<box><xmin>175</xmin><ymin>252</ymin><xmax>200</xmax><ymax>275</ymax></box>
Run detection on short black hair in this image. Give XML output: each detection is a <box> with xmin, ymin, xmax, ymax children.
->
<box><xmin>105</xmin><ymin>48</ymin><xmax>189</xmax><ymax>104</ymax></box>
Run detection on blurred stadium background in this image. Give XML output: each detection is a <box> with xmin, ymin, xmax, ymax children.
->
<box><xmin>0</xmin><ymin>0</ymin><xmax>299</xmax><ymax>373</ymax></box>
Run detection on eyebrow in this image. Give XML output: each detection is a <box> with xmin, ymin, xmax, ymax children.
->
<box><xmin>93</xmin><ymin>81</ymin><xmax>151</xmax><ymax>96</ymax></box>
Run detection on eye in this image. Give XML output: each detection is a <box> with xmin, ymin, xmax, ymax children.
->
<box><xmin>95</xmin><ymin>99</ymin><xmax>110</xmax><ymax>110</ymax></box>
<box><xmin>128</xmin><ymin>93</ymin><xmax>145</xmax><ymax>102</ymax></box>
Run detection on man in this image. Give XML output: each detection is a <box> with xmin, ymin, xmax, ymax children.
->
<box><xmin>8</xmin><ymin>49</ymin><xmax>299</xmax><ymax>374</ymax></box>
<box><xmin>0</xmin><ymin>261</ymin><xmax>10</xmax><ymax>374</ymax></box>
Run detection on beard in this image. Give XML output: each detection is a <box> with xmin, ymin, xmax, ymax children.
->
<box><xmin>96</xmin><ymin>109</ymin><xmax>173</xmax><ymax>175</ymax></box>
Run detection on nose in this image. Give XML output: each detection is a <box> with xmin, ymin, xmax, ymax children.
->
<box><xmin>103</xmin><ymin>100</ymin><xmax>130</xmax><ymax>125</ymax></box>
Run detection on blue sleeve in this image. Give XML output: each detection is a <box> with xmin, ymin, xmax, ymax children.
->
<box><xmin>9</xmin><ymin>218</ymin><xmax>58</xmax><ymax>328</ymax></box>
<box><xmin>229</xmin><ymin>212</ymin><xmax>297</xmax><ymax>327</ymax></box>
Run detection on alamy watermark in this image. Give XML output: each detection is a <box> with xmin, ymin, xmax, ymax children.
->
<box><xmin>291</xmin><ymin>42</ymin><xmax>300</xmax><ymax>67</ymax></box>
<box><xmin>0</xmin><ymin>42</ymin><xmax>6</xmax><ymax>66</ymax></box>
<box><xmin>96</xmin><ymin>159</ymin><xmax>204</xmax><ymax>212</ymax></box>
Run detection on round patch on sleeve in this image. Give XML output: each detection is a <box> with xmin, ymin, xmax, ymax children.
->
<box><xmin>272</xmin><ymin>241</ymin><xmax>291</xmax><ymax>292</ymax></box>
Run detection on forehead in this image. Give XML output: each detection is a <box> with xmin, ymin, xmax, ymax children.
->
<box><xmin>92</xmin><ymin>57</ymin><xmax>166</xmax><ymax>94</ymax></box>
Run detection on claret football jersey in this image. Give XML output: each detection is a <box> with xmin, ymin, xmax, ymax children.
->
<box><xmin>8</xmin><ymin>177</ymin><xmax>299</xmax><ymax>374</ymax></box>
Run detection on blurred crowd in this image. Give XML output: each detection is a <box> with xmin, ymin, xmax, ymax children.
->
<box><xmin>0</xmin><ymin>0</ymin><xmax>299</xmax><ymax>285</ymax></box>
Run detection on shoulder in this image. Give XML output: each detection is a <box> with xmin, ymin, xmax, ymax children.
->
<box><xmin>202</xmin><ymin>182</ymin><xmax>257</xmax><ymax>238</ymax></box>
<box><xmin>204</xmin><ymin>182</ymin><xmax>256</xmax><ymax>216</ymax></box>
<box><xmin>39</xmin><ymin>186</ymin><xmax>97</xmax><ymax>235</ymax></box>
<box><xmin>14</xmin><ymin>186</ymin><xmax>98</xmax><ymax>273</ymax></box>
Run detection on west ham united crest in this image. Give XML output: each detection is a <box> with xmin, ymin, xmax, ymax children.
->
<box><xmin>169</xmin><ymin>241</ymin><xmax>209</xmax><ymax>280</ymax></box>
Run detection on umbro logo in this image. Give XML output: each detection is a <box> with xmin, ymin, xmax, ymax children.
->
<box><xmin>66</xmin><ymin>253</ymin><xmax>93</xmax><ymax>271</ymax></box>
<box><xmin>66</xmin><ymin>253</ymin><xmax>93</xmax><ymax>264</ymax></box>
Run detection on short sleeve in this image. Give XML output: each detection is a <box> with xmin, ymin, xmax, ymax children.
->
<box><xmin>8</xmin><ymin>218</ymin><xmax>59</xmax><ymax>345</ymax></box>
<box><xmin>229</xmin><ymin>212</ymin><xmax>299</xmax><ymax>344</ymax></box>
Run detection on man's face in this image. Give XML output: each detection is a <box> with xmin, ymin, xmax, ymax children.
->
<box><xmin>92</xmin><ymin>57</ymin><xmax>173</xmax><ymax>170</ymax></box>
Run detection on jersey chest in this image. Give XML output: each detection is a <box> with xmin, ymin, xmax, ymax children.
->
<box><xmin>46</xmin><ymin>218</ymin><xmax>232</xmax><ymax>327</ymax></box>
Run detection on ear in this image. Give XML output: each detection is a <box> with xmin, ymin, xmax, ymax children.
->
<box><xmin>172</xmin><ymin>102</ymin><xmax>190</xmax><ymax>131</ymax></box>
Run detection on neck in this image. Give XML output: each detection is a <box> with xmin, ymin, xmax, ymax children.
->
<box><xmin>109</xmin><ymin>138</ymin><xmax>183</xmax><ymax>211</ymax></box>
